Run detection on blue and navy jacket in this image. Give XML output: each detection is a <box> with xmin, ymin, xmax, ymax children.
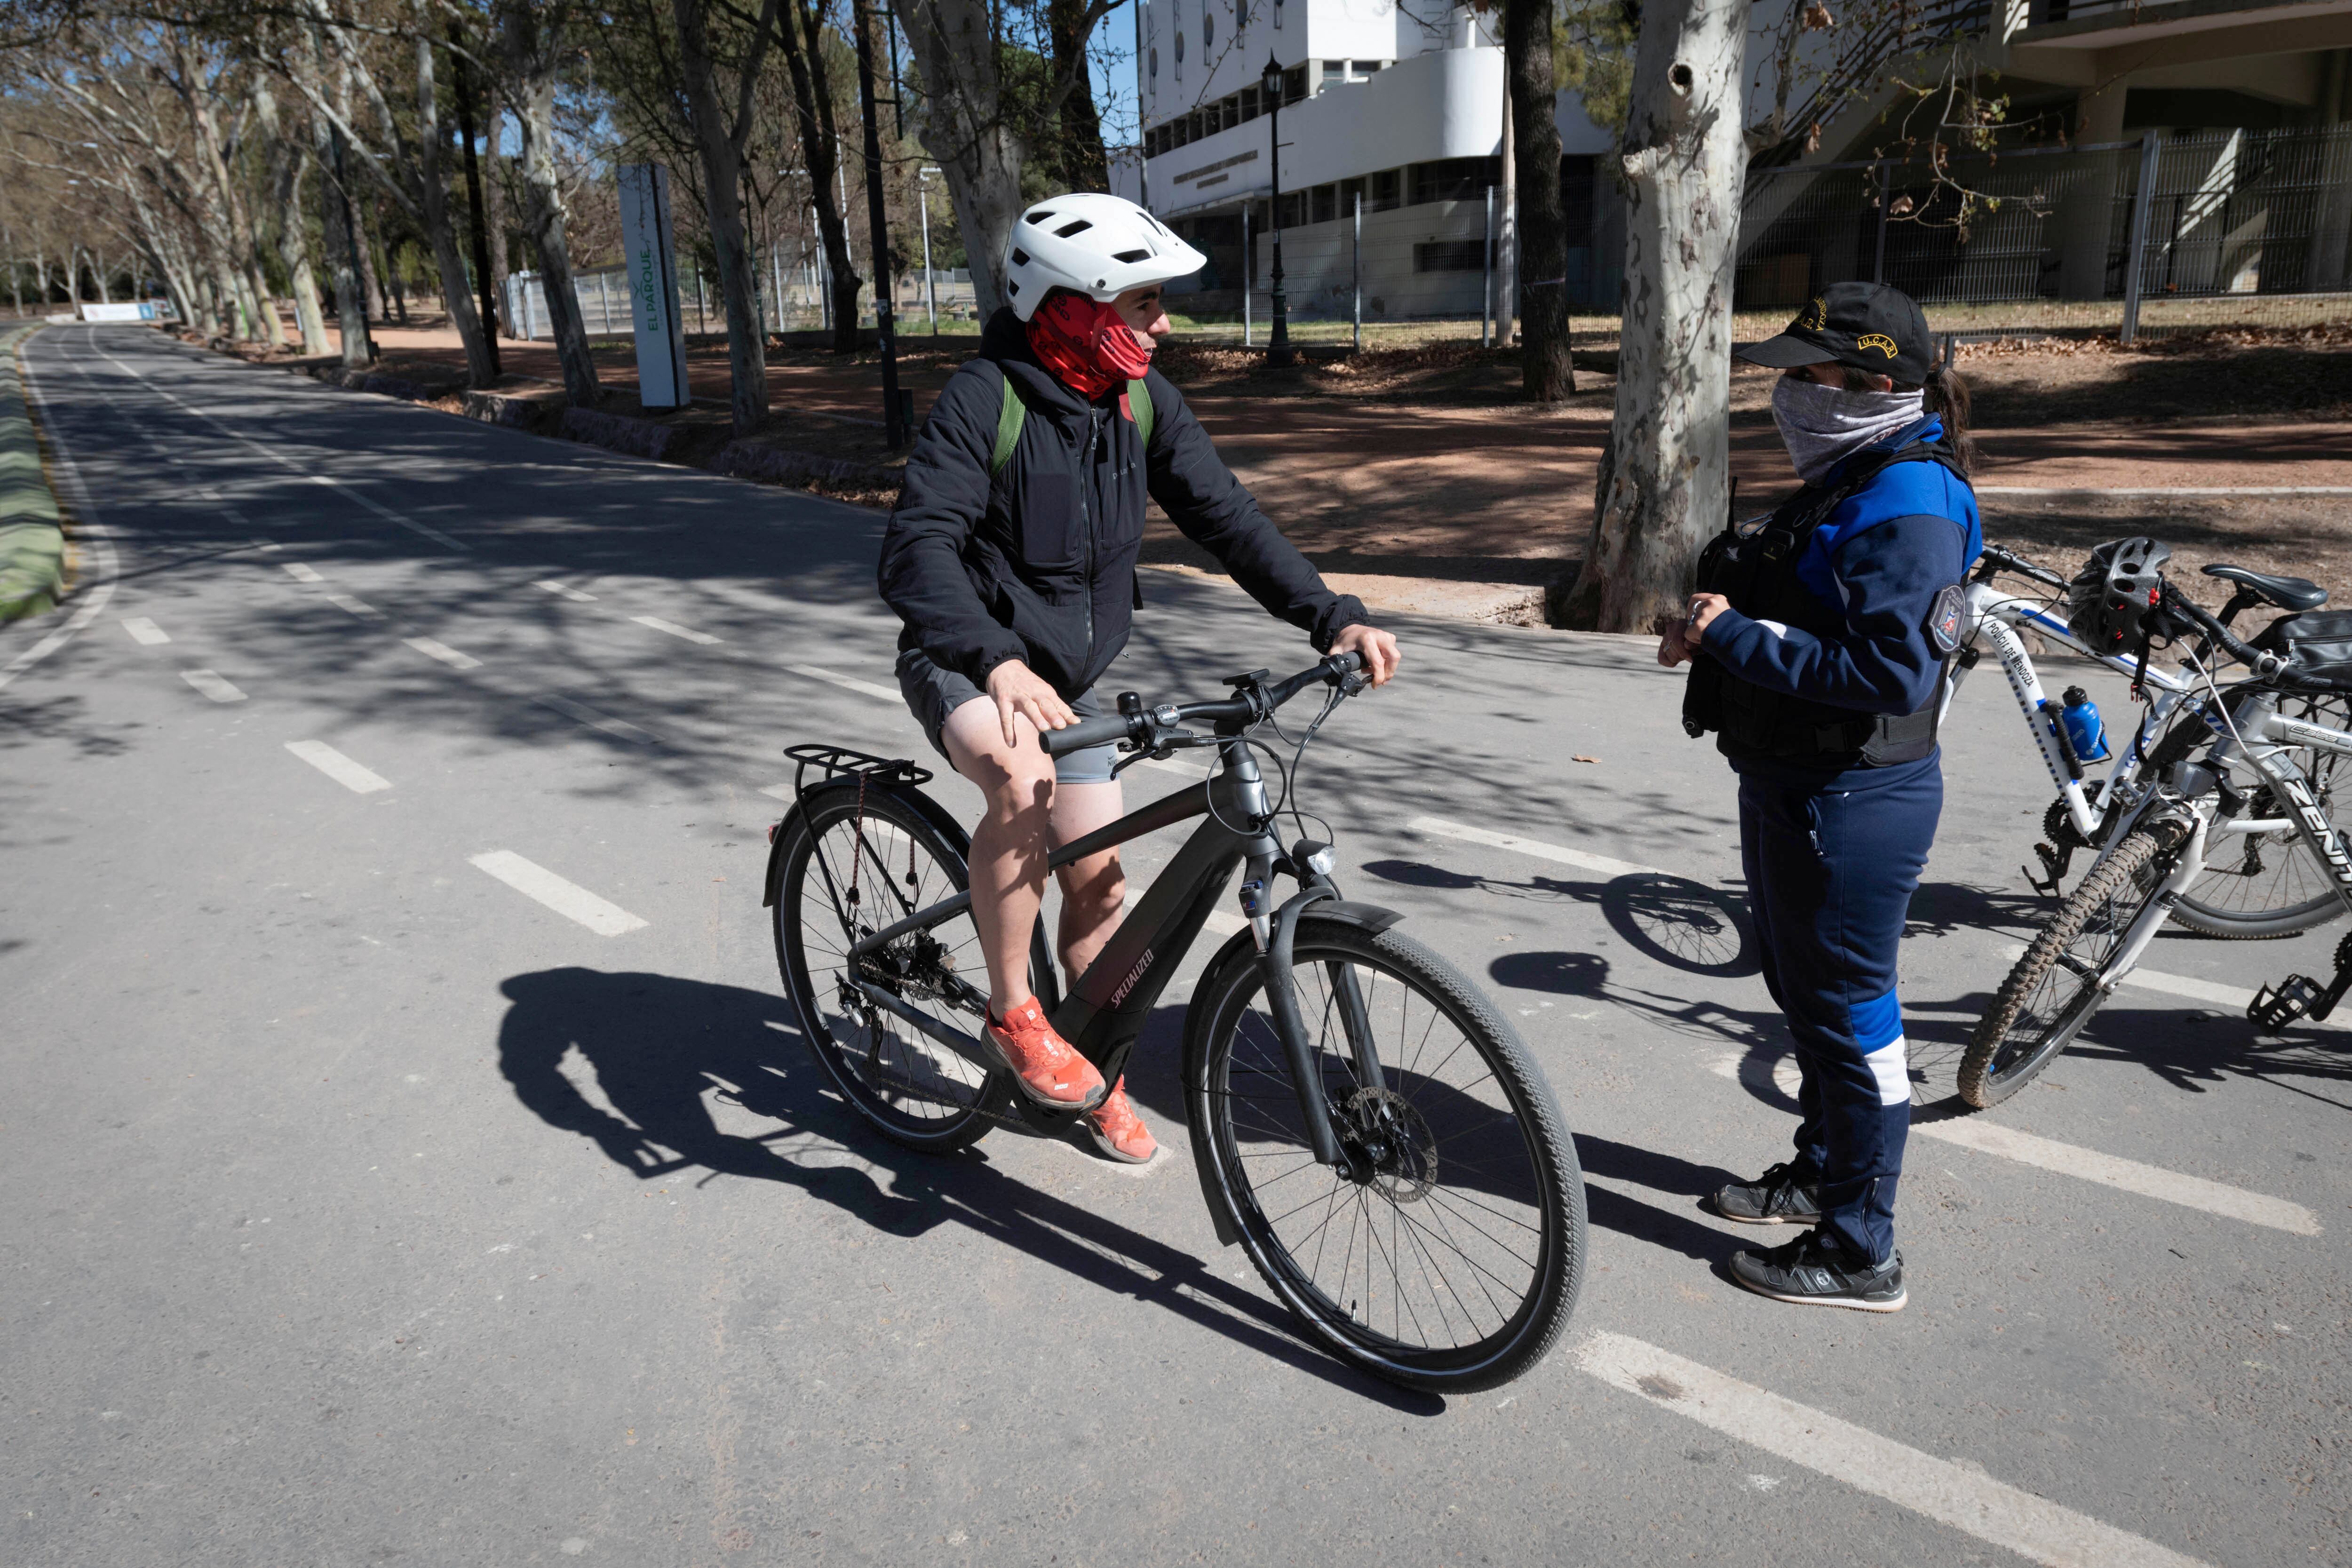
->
<box><xmin>1693</xmin><ymin>415</ymin><xmax>1982</xmax><ymax>774</ymax></box>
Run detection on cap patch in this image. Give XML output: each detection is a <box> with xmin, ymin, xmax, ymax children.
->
<box><xmin>1857</xmin><ymin>333</ymin><xmax>1899</xmax><ymax>358</ymax></box>
<box><xmin>1798</xmin><ymin>296</ymin><xmax>1828</xmax><ymax>331</ymax></box>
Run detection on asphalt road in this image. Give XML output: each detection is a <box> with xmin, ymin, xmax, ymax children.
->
<box><xmin>4</xmin><ymin>325</ymin><xmax>2344</xmax><ymax>1567</ymax></box>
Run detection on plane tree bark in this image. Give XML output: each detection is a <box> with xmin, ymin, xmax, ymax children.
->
<box><xmin>670</xmin><ymin>0</ymin><xmax>778</xmax><ymax>432</ymax></box>
<box><xmin>1502</xmin><ymin>0</ymin><xmax>1573</xmax><ymax>402</ymax></box>
<box><xmin>493</xmin><ymin>0</ymin><xmax>601</xmax><ymax>405</ymax></box>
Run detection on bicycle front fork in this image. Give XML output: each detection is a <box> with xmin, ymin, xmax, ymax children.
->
<box><xmin>1248</xmin><ymin>852</ymin><xmax>1387</xmax><ymax>1172</ymax></box>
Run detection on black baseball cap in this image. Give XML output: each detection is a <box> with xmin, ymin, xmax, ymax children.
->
<box><xmin>1738</xmin><ymin>281</ymin><xmax>1934</xmax><ymax>386</ymax></box>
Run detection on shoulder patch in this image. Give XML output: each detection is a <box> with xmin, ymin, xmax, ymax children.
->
<box><xmin>1927</xmin><ymin>582</ymin><xmax>1965</xmax><ymax>655</ymax></box>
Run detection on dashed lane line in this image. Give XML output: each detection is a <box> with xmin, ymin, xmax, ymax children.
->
<box><xmin>323</xmin><ymin>590</ymin><xmax>382</xmax><ymax>618</ymax></box>
<box><xmin>403</xmin><ymin>636</ymin><xmax>483</xmax><ymax>671</ymax></box>
<box><xmin>787</xmin><ymin>663</ymin><xmax>903</xmax><ymax>703</ymax></box>
<box><xmin>284</xmin><ymin>740</ymin><xmax>392</xmax><ymax>795</ymax></box>
<box><xmin>121</xmin><ymin>617</ymin><xmax>170</xmax><ymax>645</ymax></box>
<box><xmin>631</xmin><ymin>614</ymin><xmax>721</xmax><ymax>645</ymax></box>
<box><xmin>535</xmin><ymin>694</ymin><xmax>659</xmax><ymax>745</ymax></box>
<box><xmin>1576</xmin><ymin>1333</ymin><xmax>2211</xmax><ymax>1568</ymax></box>
<box><xmin>533</xmin><ymin>579</ymin><xmax>596</xmax><ymax>603</ymax></box>
<box><xmin>281</xmin><ymin>562</ymin><xmax>325</xmax><ymax>583</ymax></box>
<box><xmin>1911</xmin><ymin>1116</ymin><xmax>2321</xmax><ymax>1235</ymax></box>
<box><xmin>1409</xmin><ymin>814</ymin><xmax>1662</xmax><ymax>878</ymax></box>
<box><xmin>469</xmin><ymin>851</ymin><xmax>648</xmax><ymax>936</ymax></box>
<box><xmin>305</xmin><ymin>474</ymin><xmax>470</xmax><ymax>550</ymax></box>
<box><xmin>180</xmin><ymin>669</ymin><xmax>246</xmax><ymax>704</ymax></box>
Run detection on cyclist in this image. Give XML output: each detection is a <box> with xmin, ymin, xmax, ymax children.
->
<box><xmin>1660</xmin><ymin>281</ymin><xmax>1980</xmax><ymax>1312</ymax></box>
<box><xmin>878</xmin><ymin>192</ymin><xmax>1399</xmax><ymax>1164</ymax></box>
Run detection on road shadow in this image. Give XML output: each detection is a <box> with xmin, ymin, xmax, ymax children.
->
<box><xmin>492</xmin><ymin>966</ymin><xmax>1442</xmax><ymax>1412</ymax></box>
<box><xmin>1363</xmin><ymin>862</ymin><xmax>1759</xmax><ymax>978</ymax></box>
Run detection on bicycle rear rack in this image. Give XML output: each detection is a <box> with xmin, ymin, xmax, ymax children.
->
<box><xmin>765</xmin><ymin>746</ymin><xmax>934</xmax><ymax>849</ymax></box>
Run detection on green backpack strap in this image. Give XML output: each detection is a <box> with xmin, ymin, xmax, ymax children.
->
<box><xmin>990</xmin><ymin>368</ymin><xmax>1025</xmax><ymax>477</ymax></box>
<box><xmin>1124</xmin><ymin>378</ymin><xmax>1154</xmax><ymax>449</ymax></box>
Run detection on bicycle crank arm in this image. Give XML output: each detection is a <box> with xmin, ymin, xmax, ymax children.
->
<box><xmin>848</xmin><ymin>979</ymin><xmax>997</xmax><ymax>1079</ymax></box>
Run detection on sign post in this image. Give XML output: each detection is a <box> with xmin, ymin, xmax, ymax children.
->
<box><xmin>618</xmin><ymin>164</ymin><xmax>689</xmax><ymax>409</ymax></box>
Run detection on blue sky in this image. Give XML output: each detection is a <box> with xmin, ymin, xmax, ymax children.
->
<box><xmin>1097</xmin><ymin>9</ymin><xmax>1143</xmax><ymax>147</ymax></box>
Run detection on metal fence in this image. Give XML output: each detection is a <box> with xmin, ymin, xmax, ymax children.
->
<box><xmin>1738</xmin><ymin>125</ymin><xmax>2352</xmax><ymax>341</ymax></box>
<box><xmin>501</xmin><ymin>263</ymin><xmax>980</xmax><ymax>342</ymax></box>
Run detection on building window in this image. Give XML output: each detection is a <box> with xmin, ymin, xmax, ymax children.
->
<box><xmin>1415</xmin><ymin>240</ymin><xmax>1486</xmax><ymax>272</ymax></box>
<box><xmin>1203</xmin><ymin>11</ymin><xmax>1213</xmax><ymax>48</ymax></box>
<box><xmin>1410</xmin><ymin>157</ymin><xmax>1501</xmax><ymax>205</ymax></box>
<box><xmin>1322</xmin><ymin>60</ymin><xmax>1345</xmax><ymax>88</ymax></box>
<box><xmin>1175</xmin><ymin>28</ymin><xmax>1184</xmax><ymax>63</ymax></box>
<box><xmin>1149</xmin><ymin>46</ymin><xmax>1159</xmax><ymax>80</ymax></box>
<box><xmin>1283</xmin><ymin>64</ymin><xmax>1307</xmax><ymax>103</ymax></box>
<box><xmin>1189</xmin><ymin>109</ymin><xmax>1205</xmax><ymax>142</ymax></box>
<box><xmin>1371</xmin><ymin>168</ymin><xmax>1402</xmax><ymax>211</ymax></box>
<box><xmin>1273</xmin><ymin>0</ymin><xmax>1282</xmax><ymax>28</ymax></box>
<box><xmin>1311</xmin><ymin>184</ymin><xmax>1336</xmax><ymax>224</ymax></box>
<box><xmin>1339</xmin><ymin>176</ymin><xmax>1366</xmax><ymax>215</ymax></box>
<box><xmin>1560</xmin><ymin>155</ymin><xmax>1597</xmax><ymax>236</ymax></box>
<box><xmin>1358</xmin><ymin>60</ymin><xmax>1383</xmax><ymax>77</ymax></box>
<box><xmin>1277</xmin><ymin>191</ymin><xmax>1305</xmax><ymax>228</ymax></box>
<box><xmin>1240</xmin><ymin>84</ymin><xmax>1260</xmax><ymax>121</ymax></box>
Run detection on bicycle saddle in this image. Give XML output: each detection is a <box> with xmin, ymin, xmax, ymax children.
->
<box><xmin>2204</xmin><ymin>563</ymin><xmax>2328</xmax><ymax>613</ymax></box>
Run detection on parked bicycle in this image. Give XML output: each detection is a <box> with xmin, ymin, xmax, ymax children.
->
<box><xmin>1951</xmin><ymin>542</ymin><xmax>2352</xmax><ymax>938</ymax></box>
<box><xmin>763</xmin><ymin>653</ymin><xmax>1588</xmax><ymax>1392</ymax></box>
<box><xmin>1964</xmin><ymin>573</ymin><xmax>2352</xmax><ymax>1106</ymax></box>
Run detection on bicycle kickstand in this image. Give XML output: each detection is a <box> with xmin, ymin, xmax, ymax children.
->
<box><xmin>2248</xmin><ymin>931</ymin><xmax>2352</xmax><ymax>1030</ymax></box>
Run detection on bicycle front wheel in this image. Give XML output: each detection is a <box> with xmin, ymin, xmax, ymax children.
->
<box><xmin>1186</xmin><ymin>915</ymin><xmax>1586</xmax><ymax>1393</ymax></box>
<box><xmin>1962</xmin><ymin>824</ymin><xmax>2176</xmax><ymax>1108</ymax></box>
<box><xmin>2151</xmin><ymin>695</ymin><xmax>2352</xmax><ymax>939</ymax></box>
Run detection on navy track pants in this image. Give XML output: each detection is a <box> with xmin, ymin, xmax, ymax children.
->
<box><xmin>1737</xmin><ymin>756</ymin><xmax>1942</xmax><ymax>1264</ymax></box>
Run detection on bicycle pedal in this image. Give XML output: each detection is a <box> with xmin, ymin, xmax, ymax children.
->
<box><xmin>2248</xmin><ymin>975</ymin><xmax>2320</xmax><ymax>1031</ymax></box>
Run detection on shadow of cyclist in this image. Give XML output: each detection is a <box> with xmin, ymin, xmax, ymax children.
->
<box><xmin>493</xmin><ymin>967</ymin><xmax>1442</xmax><ymax>1412</ymax></box>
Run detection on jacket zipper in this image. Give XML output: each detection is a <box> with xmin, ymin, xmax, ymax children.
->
<box><xmin>1080</xmin><ymin>406</ymin><xmax>1101</xmax><ymax>665</ymax></box>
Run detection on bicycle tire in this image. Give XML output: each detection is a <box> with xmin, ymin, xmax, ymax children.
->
<box><xmin>2144</xmin><ymin>699</ymin><xmax>2352</xmax><ymax>939</ymax></box>
<box><xmin>773</xmin><ymin>784</ymin><xmax>1046</xmax><ymax>1153</ymax></box>
<box><xmin>1962</xmin><ymin>825</ymin><xmax>2175</xmax><ymax>1108</ymax></box>
<box><xmin>1185</xmin><ymin>915</ymin><xmax>1586</xmax><ymax>1393</ymax></box>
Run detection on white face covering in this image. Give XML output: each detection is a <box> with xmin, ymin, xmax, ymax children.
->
<box><xmin>1771</xmin><ymin>374</ymin><xmax>1927</xmax><ymax>485</ymax></box>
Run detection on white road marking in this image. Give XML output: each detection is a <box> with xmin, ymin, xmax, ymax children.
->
<box><xmin>759</xmin><ymin>784</ymin><xmax>795</xmax><ymax>801</ymax></box>
<box><xmin>121</xmin><ymin>617</ymin><xmax>170</xmax><ymax>645</ymax></box>
<box><xmin>305</xmin><ymin>474</ymin><xmax>468</xmax><ymax>549</ymax></box>
<box><xmin>180</xmin><ymin>669</ymin><xmax>246</xmax><ymax>703</ymax></box>
<box><xmin>284</xmin><ymin>739</ymin><xmax>392</xmax><ymax>795</ymax></box>
<box><xmin>281</xmin><ymin>562</ymin><xmax>325</xmax><ymax>583</ymax></box>
<box><xmin>469</xmin><ymin>851</ymin><xmax>648</xmax><ymax>936</ymax></box>
<box><xmin>1577</xmin><ymin>1332</ymin><xmax>2211</xmax><ymax>1568</ymax></box>
<box><xmin>1990</xmin><ymin>941</ymin><xmax>2344</xmax><ymax>1030</ymax></box>
<box><xmin>1</xmin><ymin>347</ymin><xmax>119</xmax><ymax>692</ymax></box>
<box><xmin>536</xmin><ymin>694</ymin><xmax>658</xmax><ymax>745</ymax></box>
<box><xmin>403</xmin><ymin>636</ymin><xmax>482</xmax><ymax>671</ymax></box>
<box><xmin>1408</xmin><ymin>815</ymin><xmax>1662</xmax><ymax>878</ymax></box>
<box><xmin>533</xmin><ymin>579</ymin><xmax>596</xmax><ymax>603</ymax></box>
<box><xmin>787</xmin><ymin>663</ymin><xmax>903</xmax><ymax>703</ymax></box>
<box><xmin>323</xmin><ymin>591</ymin><xmax>381</xmax><ymax>618</ymax></box>
<box><xmin>631</xmin><ymin>614</ymin><xmax>721</xmax><ymax>645</ymax></box>
<box><xmin>1913</xmin><ymin>1117</ymin><xmax>2321</xmax><ymax>1235</ymax></box>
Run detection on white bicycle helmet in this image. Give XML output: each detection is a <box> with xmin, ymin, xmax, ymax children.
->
<box><xmin>1001</xmin><ymin>193</ymin><xmax>1207</xmax><ymax>320</ymax></box>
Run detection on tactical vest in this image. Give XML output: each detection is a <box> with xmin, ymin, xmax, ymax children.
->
<box><xmin>1682</xmin><ymin>439</ymin><xmax>1970</xmax><ymax>768</ymax></box>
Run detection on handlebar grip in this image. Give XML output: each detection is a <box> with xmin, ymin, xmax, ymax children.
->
<box><xmin>1038</xmin><ymin>713</ymin><xmax>1138</xmax><ymax>757</ymax></box>
<box><xmin>1329</xmin><ymin>651</ymin><xmax>1365</xmax><ymax>674</ymax></box>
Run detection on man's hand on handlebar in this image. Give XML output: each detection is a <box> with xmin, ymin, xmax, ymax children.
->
<box><xmin>1330</xmin><ymin>623</ymin><xmax>1400</xmax><ymax>688</ymax></box>
<box><xmin>985</xmin><ymin>659</ymin><xmax>1075</xmax><ymax>748</ymax></box>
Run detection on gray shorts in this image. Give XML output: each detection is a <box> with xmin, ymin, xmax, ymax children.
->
<box><xmin>894</xmin><ymin>649</ymin><xmax>1120</xmax><ymax>785</ymax></box>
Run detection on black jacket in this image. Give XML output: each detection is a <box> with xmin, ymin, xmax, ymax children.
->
<box><xmin>878</xmin><ymin>307</ymin><xmax>1367</xmax><ymax>697</ymax></box>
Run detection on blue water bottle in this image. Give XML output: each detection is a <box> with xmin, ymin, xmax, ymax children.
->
<box><xmin>2058</xmin><ymin>685</ymin><xmax>2110</xmax><ymax>764</ymax></box>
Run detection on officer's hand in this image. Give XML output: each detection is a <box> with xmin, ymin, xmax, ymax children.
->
<box><xmin>1330</xmin><ymin>623</ymin><xmax>1399</xmax><ymax>688</ymax></box>
<box><xmin>1656</xmin><ymin>594</ymin><xmax>1730</xmax><ymax>668</ymax></box>
<box><xmin>985</xmin><ymin>660</ymin><xmax>1076</xmax><ymax>748</ymax></box>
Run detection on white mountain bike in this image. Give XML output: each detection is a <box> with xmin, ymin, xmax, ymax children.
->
<box><xmin>1949</xmin><ymin>544</ymin><xmax>2352</xmax><ymax>939</ymax></box>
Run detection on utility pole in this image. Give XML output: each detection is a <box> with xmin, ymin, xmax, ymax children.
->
<box><xmin>852</xmin><ymin>0</ymin><xmax>906</xmax><ymax>445</ymax></box>
<box><xmin>919</xmin><ymin>166</ymin><xmax>941</xmax><ymax>338</ymax></box>
<box><xmin>1261</xmin><ymin>54</ymin><xmax>1291</xmax><ymax>366</ymax></box>
<box><xmin>448</xmin><ymin>23</ymin><xmax>500</xmax><ymax>376</ymax></box>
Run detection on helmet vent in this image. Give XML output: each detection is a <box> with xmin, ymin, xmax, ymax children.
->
<box><xmin>1026</xmin><ymin>210</ymin><xmax>1055</xmax><ymax>226</ymax></box>
<box><xmin>1007</xmin><ymin>279</ymin><xmax>1021</xmax><ymax>295</ymax></box>
<box><xmin>1054</xmin><ymin>219</ymin><xmax>1094</xmax><ymax>238</ymax></box>
<box><xmin>1112</xmin><ymin>248</ymin><xmax>1151</xmax><ymax>263</ymax></box>
<box><xmin>1010</xmin><ymin>248</ymin><xmax>1030</xmax><ymax>267</ymax></box>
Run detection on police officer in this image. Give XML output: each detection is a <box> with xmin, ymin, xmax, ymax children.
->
<box><xmin>1659</xmin><ymin>282</ymin><xmax>1980</xmax><ymax>1312</ymax></box>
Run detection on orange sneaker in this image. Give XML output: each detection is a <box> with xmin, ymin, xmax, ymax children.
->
<box><xmin>984</xmin><ymin>996</ymin><xmax>1107</xmax><ymax>1110</ymax></box>
<box><xmin>1086</xmin><ymin>1076</ymin><xmax>1157</xmax><ymax>1164</ymax></box>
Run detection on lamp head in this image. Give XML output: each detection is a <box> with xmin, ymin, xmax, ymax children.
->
<box><xmin>1261</xmin><ymin>53</ymin><xmax>1282</xmax><ymax>98</ymax></box>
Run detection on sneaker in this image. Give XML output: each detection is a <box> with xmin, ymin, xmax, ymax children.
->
<box><xmin>1085</xmin><ymin>1076</ymin><xmax>1157</xmax><ymax>1164</ymax></box>
<box><xmin>983</xmin><ymin>996</ymin><xmax>1108</xmax><ymax>1111</ymax></box>
<box><xmin>1729</xmin><ymin>1230</ymin><xmax>1907</xmax><ymax>1313</ymax></box>
<box><xmin>1711</xmin><ymin>1161</ymin><xmax>1824</xmax><ymax>1226</ymax></box>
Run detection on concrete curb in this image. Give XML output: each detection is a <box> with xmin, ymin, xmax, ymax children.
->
<box><xmin>0</xmin><ymin>325</ymin><xmax>66</xmax><ymax>623</ymax></box>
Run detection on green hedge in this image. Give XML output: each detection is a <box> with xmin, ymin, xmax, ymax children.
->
<box><xmin>0</xmin><ymin>325</ymin><xmax>64</xmax><ymax>622</ymax></box>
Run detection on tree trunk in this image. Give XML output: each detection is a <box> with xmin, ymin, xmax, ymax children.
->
<box><xmin>892</xmin><ymin>0</ymin><xmax>1025</xmax><ymax>319</ymax></box>
<box><xmin>408</xmin><ymin>31</ymin><xmax>495</xmax><ymax>385</ymax></box>
<box><xmin>1557</xmin><ymin>0</ymin><xmax>1743</xmax><ymax>633</ymax></box>
<box><xmin>310</xmin><ymin>41</ymin><xmax>375</xmax><ymax>368</ymax></box>
<box><xmin>257</xmin><ymin>80</ymin><xmax>334</xmax><ymax>355</ymax></box>
<box><xmin>773</xmin><ymin>0</ymin><xmax>860</xmax><ymax>353</ymax></box>
<box><xmin>1505</xmin><ymin>0</ymin><xmax>1573</xmax><ymax>402</ymax></box>
<box><xmin>480</xmin><ymin>77</ymin><xmax>511</xmax><ymax>304</ymax></box>
<box><xmin>498</xmin><ymin>1</ymin><xmax>601</xmax><ymax>406</ymax></box>
<box><xmin>670</xmin><ymin>0</ymin><xmax>771</xmax><ymax>432</ymax></box>
<box><xmin>95</xmin><ymin>249</ymin><xmax>112</xmax><ymax>304</ymax></box>
<box><xmin>1045</xmin><ymin>0</ymin><xmax>1108</xmax><ymax>191</ymax></box>
<box><xmin>357</xmin><ymin>203</ymin><xmax>387</xmax><ymax>322</ymax></box>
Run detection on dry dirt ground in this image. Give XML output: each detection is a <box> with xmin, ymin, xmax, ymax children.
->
<box><xmin>211</xmin><ymin>319</ymin><xmax>2352</xmax><ymax>626</ymax></box>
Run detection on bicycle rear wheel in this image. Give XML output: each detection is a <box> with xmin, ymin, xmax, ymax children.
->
<box><xmin>2149</xmin><ymin>696</ymin><xmax>2352</xmax><ymax>939</ymax></box>
<box><xmin>1186</xmin><ymin>915</ymin><xmax>1585</xmax><ymax>1393</ymax></box>
<box><xmin>1962</xmin><ymin>824</ymin><xmax>2177</xmax><ymax>1108</ymax></box>
<box><xmin>773</xmin><ymin>785</ymin><xmax>1049</xmax><ymax>1152</ymax></box>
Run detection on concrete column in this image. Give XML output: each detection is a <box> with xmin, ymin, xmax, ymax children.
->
<box><xmin>2056</xmin><ymin>85</ymin><xmax>2132</xmax><ymax>300</ymax></box>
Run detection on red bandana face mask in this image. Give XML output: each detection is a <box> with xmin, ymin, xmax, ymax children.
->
<box><xmin>1027</xmin><ymin>293</ymin><xmax>1153</xmax><ymax>400</ymax></box>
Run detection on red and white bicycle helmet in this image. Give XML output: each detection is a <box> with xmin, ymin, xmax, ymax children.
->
<box><xmin>1001</xmin><ymin>193</ymin><xmax>1207</xmax><ymax>321</ymax></box>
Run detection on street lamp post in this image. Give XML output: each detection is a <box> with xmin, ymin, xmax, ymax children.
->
<box><xmin>1261</xmin><ymin>53</ymin><xmax>1291</xmax><ymax>367</ymax></box>
<box><xmin>918</xmin><ymin>166</ymin><xmax>941</xmax><ymax>338</ymax></box>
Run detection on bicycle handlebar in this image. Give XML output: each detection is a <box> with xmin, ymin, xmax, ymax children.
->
<box><xmin>1039</xmin><ymin>653</ymin><xmax>1367</xmax><ymax>758</ymax></box>
<box><xmin>1973</xmin><ymin>543</ymin><xmax>2072</xmax><ymax>591</ymax></box>
<box><xmin>2158</xmin><ymin>581</ymin><xmax>2289</xmax><ymax>682</ymax></box>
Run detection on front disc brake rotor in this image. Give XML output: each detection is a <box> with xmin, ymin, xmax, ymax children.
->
<box><xmin>1344</xmin><ymin>1087</ymin><xmax>1438</xmax><ymax>1203</ymax></box>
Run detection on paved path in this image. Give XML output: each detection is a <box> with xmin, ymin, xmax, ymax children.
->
<box><xmin>4</xmin><ymin>325</ymin><xmax>2346</xmax><ymax>1566</ymax></box>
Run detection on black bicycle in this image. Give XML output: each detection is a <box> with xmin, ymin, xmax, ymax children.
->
<box><xmin>763</xmin><ymin>653</ymin><xmax>1587</xmax><ymax>1392</ymax></box>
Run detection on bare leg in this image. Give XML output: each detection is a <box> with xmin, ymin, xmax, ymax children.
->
<box><xmin>1049</xmin><ymin>780</ymin><xmax>1128</xmax><ymax>987</ymax></box>
<box><xmin>941</xmin><ymin>698</ymin><xmax>1057</xmax><ymax>1016</ymax></box>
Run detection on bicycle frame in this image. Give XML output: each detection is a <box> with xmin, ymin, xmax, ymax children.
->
<box><xmin>835</xmin><ymin>735</ymin><xmax>1389</xmax><ymax>1170</ymax></box>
